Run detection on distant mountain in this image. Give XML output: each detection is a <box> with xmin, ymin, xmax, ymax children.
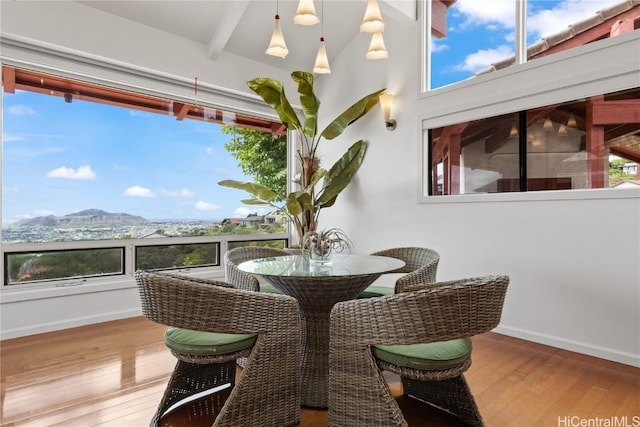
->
<box><xmin>9</xmin><ymin>209</ymin><xmax>150</xmax><ymax>228</ymax></box>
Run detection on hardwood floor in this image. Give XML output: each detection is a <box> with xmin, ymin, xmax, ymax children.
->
<box><xmin>1</xmin><ymin>317</ymin><xmax>638</xmax><ymax>426</ymax></box>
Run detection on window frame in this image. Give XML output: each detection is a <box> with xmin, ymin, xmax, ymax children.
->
<box><xmin>417</xmin><ymin>29</ymin><xmax>640</xmax><ymax>204</ymax></box>
<box><xmin>0</xmin><ymin>35</ymin><xmax>296</xmax><ymax>290</ymax></box>
<box><xmin>420</xmin><ymin>0</ymin><xmax>529</xmax><ymax>94</ymax></box>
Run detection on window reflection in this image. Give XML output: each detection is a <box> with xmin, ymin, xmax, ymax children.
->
<box><xmin>429</xmin><ymin>87</ymin><xmax>640</xmax><ymax>195</ymax></box>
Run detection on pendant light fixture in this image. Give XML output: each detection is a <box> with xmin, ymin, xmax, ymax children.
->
<box><xmin>313</xmin><ymin>37</ymin><xmax>330</xmax><ymax>74</ymax></box>
<box><xmin>366</xmin><ymin>32</ymin><xmax>388</xmax><ymax>60</ymax></box>
<box><xmin>313</xmin><ymin>0</ymin><xmax>330</xmax><ymax>74</ymax></box>
<box><xmin>266</xmin><ymin>0</ymin><xmax>288</xmax><ymax>58</ymax></box>
<box><xmin>509</xmin><ymin>121</ymin><xmax>518</xmax><ymax>138</ymax></box>
<box><xmin>360</xmin><ymin>0</ymin><xmax>385</xmax><ymax>33</ymax></box>
<box><xmin>294</xmin><ymin>0</ymin><xmax>319</xmax><ymax>26</ymax></box>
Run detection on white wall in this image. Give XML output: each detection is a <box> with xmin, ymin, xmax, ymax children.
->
<box><xmin>1</xmin><ymin>1</ymin><xmax>639</xmax><ymax>367</ymax></box>
<box><xmin>318</xmin><ymin>12</ymin><xmax>640</xmax><ymax>367</ymax></box>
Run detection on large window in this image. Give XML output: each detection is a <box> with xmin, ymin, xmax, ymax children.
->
<box><xmin>1</xmin><ymin>67</ymin><xmax>289</xmax><ymax>285</ymax></box>
<box><xmin>428</xmin><ymin>87</ymin><xmax>640</xmax><ymax>195</ymax></box>
<box><xmin>425</xmin><ymin>0</ymin><xmax>638</xmax><ymax>91</ymax></box>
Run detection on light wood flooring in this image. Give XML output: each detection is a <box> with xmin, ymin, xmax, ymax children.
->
<box><xmin>1</xmin><ymin>317</ymin><xmax>638</xmax><ymax>426</ymax></box>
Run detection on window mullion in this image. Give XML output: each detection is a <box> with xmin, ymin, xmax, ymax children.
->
<box><xmin>515</xmin><ymin>0</ymin><xmax>527</xmax><ymax>65</ymax></box>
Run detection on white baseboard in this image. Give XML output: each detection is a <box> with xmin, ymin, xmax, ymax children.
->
<box><xmin>0</xmin><ymin>308</ymin><xmax>142</xmax><ymax>340</ymax></box>
<box><xmin>494</xmin><ymin>325</ymin><xmax>640</xmax><ymax>368</ymax></box>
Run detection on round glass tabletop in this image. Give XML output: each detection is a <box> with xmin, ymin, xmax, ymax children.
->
<box><xmin>237</xmin><ymin>253</ymin><xmax>405</xmax><ymax>278</ymax></box>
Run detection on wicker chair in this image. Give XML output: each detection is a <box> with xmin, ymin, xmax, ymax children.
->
<box><xmin>135</xmin><ymin>270</ymin><xmax>301</xmax><ymax>427</ymax></box>
<box><xmin>329</xmin><ymin>275</ymin><xmax>510</xmax><ymax>427</ymax></box>
<box><xmin>359</xmin><ymin>247</ymin><xmax>440</xmax><ymax>298</ymax></box>
<box><xmin>224</xmin><ymin>246</ymin><xmax>289</xmax><ymax>293</ymax></box>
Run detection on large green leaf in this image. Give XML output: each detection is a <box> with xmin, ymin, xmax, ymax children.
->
<box><xmin>218</xmin><ymin>179</ymin><xmax>280</xmax><ymax>202</ymax></box>
<box><xmin>321</xmin><ymin>88</ymin><xmax>386</xmax><ymax>140</ymax></box>
<box><xmin>286</xmin><ymin>191</ymin><xmax>313</xmax><ymax>217</ymax></box>
<box><xmin>241</xmin><ymin>198</ymin><xmax>273</xmax><ymax>206</ymax></box>
<box><xmin>316</xmin><ymin>140</ymin><xmax>367</xmax><ymax>207</ymax></box>
<box><xmin>247</xmin><ymin>78</ymin><xmax>301</xmax><ymax>131</ymax></box>
<box><xmin>291</xmin><ymin>71</ymin><xmax>319</xmax><ymax>139</ymax></box>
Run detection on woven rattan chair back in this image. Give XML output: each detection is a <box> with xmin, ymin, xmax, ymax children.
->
<box><xmin>135</xmin><ymin>270</ymin><xmax>301</xmax><ymax>427</ymax></box>
<box><xmin>224</xmin><ymin>246</ymin><xmax>289</xmax><ymax>292</ymax></box>
<box><xmin>329</xmin><ymin>275</ymin><xmax>510</xmax><ymax>427</ymax></box>
<box><xmin>370</xmin><ymin>247</ymin><xmax>440</xmax><ymax>292</ymax></box>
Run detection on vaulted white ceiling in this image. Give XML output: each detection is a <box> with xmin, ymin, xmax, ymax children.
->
<box><xmin>76</xmin><ymin>0</ymin><xmax>414</xmax><ymax>72</ymax></box>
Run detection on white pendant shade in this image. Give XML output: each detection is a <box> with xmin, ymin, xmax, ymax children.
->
<box><xmin>366</xmin><ymin>32</ymin><xmax>388</xmax><ymax>60</ymax></box>
<box><xmin>360</xmin><ymin>0</ymin><xmax>385</xmax><ymax>33</ymax></box>
<box><xmin>509</xmin><ymin>122</ymin><xmax>518</xmax><ymax>138</ymax></box>
<box><xmin>313</xmin><ymin>37</ymin><xmax>331</xmax><ymax>74</ymax></box>
<box><xmin>265</xmin><ymin>15</ymin><xmax>288</xmax><ymax>58</ymax></box>
<box><xmin>294</xmin><ymin>0</ymin><xmax>319</xmax><ymax>25</ymax></box>
<box><xmin>558</xmin><ymin>123</ymin><xmax>568</xmax><ymax>136</ymax></box>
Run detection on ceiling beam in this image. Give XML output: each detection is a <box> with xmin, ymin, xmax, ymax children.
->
<box><xmin>207</xmin><ymin>1</ymin><xmax>250</xmax><ymax>60</ymax></box>
<box><xmin>592</xmin><ymin>99</ymin><xmax>640</xmax><ymax>124</ymax></box>
<box><xmin>610</xmin><ymin>146</ymin><xmax>640</xmax><ymax>164</ymax></box>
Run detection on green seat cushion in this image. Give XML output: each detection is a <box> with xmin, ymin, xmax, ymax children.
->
<box><xmin>358</xmin><ymin>285</ymin><xmax>394</xmax><ymax>298</ymax></box>
<box><xmin>372</xmin><ymin>337</ymin><xmax>472</xmax><ymax>371</ymax></box>
<box><xmin>260</xmin><ymin>283</ymin><xmax>281</xmax><ymax>293</ymax></box>
<box><xmin>165</xmin><ymin>327</ymin><xmax>257</xmax><ymax>356</ymax></box>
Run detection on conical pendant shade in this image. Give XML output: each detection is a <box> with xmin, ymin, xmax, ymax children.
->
<box><xmin>360</xmin><ymin>0</ymin><xmax>384</xmax><ymax>33</ymax></box>
<box><xmin>366</xmin><ymin>32</ymin><xmax>388</xmax><ymax>60</ymax></box>
<box><xmin>294</xmin><ymin>0</ymin><xmax>319</xmax><ymax>25</ymax></box>
<box><xmin>313</xmin><ymin>37</ymin><xmax>331</xmax><ymax>74</ymax></box>
<box><xmin>266</xmin><ymin>14</ymin><xmax>288</xmax><ymax>58</ymax></box>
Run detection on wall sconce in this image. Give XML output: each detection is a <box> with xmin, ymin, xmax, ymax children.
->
<box><xmin>379</xmin><ymin>93</ymin><xmax>396</xmax><ymax>130</ymax></box>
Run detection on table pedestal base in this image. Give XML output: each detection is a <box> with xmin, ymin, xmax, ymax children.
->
<box><xmin>265</xmin><ymin>273</ymin><xmax>381</xmax><ymax>408</ymax></box>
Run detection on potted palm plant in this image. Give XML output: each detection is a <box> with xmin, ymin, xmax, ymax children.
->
<box><xmin>219</xmin><ymin>71</ymin><xmax>385</xmax><ymax>246</ymax></box>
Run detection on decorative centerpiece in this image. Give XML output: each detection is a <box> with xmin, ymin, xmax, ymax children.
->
<box><xmin>302</xmin><ymin>228</ymin><xmax>352</xmax><ymax>264</ymax></box>
<box><xmin>219</xmin><ymin>71</ymin><xmax>385</xmax><ymax>246</ymax></box>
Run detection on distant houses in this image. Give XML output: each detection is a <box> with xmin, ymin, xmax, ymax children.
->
<box><xmin>220</xmin><ymin>212</ymin><xmax>287</xmax><ymax>230</ymax></box>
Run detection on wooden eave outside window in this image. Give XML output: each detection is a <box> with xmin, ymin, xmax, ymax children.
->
<box><xmin>1</xmin><ymin>66</ymin><xmax>286</xmax><ymax>135</ymax></box>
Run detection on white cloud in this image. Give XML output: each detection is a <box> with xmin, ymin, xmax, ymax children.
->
<box><xmin>8</xmin><ymin>105</ymin><xmax>36</xmax><ymax>115</ymax></box>
<box><xmin>46</xmin><ymin>165</ymin><xmax>96</xmax><ymax>180</ymax></box>
<box><xmin>206</xmin><ymin>147</ymin><xmax>214</xmax><ymax>155</ymax></box>
<box><xmin>453</xmin><ymin>0</ymin><xmax>514</xmax><ymax>29</ymax></box>
<box><xmin>455</xmin><ymin>45</ymin><xmax>514</xmax><ymax>72</ymax></box>
<box><xmin>123</xmin><ymin>186</ymin><xmax>156</xmax><ymax>198</ymax></box>
<box><xmin>161</xmin><ymin>187</ymin><xmax>195</xmax><ymax>197</ymax></box>
<box><xmin>2</xmin><ymin>134</ymin><xmax>25</xmax><ymax>142</ymax></box>
<box><xmin>454</xmin><ymin>0</ymin><xmax>625</xmax><ymax>40</ymax></box>
<box><xmin>527</xmin><ymin>0</ymin><xmax>623</xmax><ymax>40</ymax></box>
<box><xmin>2</xmin><ymin>186</ymin><xmax>20</xmax><ymax>194</ymax></box>
<box><xmin>234</xmin><ymin>206</ymin><xmax>268</xmax><ymax>217</ymax></box>
<box><xmin>33</xmin><ymin>209</ymin><xmax>56</xmax><ymax>216</ymax></box>
<box><xmin>431</xmin><ymin>38</ymin><xmax>449</xmax><ymax>53</ymax></box>
<box><xmin>195</xmin><ymin>201</ymin><xmax>220</xmax><ymax>211</ymax></box>
<box><xmin>128</xmin><ymin>110</ymin><xmax>150</xmax><ymax>117</ymax></box>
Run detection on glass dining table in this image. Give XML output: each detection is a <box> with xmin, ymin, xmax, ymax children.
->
<box><xmin>238</xmin><ymin>253</ymin><xmax>405</xmax><ymax>408</ymax></box>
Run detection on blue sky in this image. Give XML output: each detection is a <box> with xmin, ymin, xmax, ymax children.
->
<box><xmin>1</xmin><ymin>0</ymin><xmax>623</xmax><ymax>225</ymax></box>
<box><xmin>431</xmin><ymin>0</ymin><xmax>622</xmax><ymax>88</ymax></box>
<box><xmin>2</xmin><ymin>92</ymin><xmax>261</xmax><ymax>224</ymax></box>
